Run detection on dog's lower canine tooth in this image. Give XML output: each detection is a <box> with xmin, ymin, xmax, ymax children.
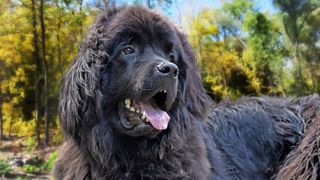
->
<box><xmin>125</xmin><ymin>99</ymin><xmax>131</xmax><ymax>106</ymax></box>
<box><xmin>142</xmin><ymin>111</ymin><xmax>146</xmax><ymax>119</ymax></box>
<box><xmin>130</xmin><ymin>107</ymin><xmax>135</xmax><ymax>112</ymax></box>
<box><xmin>136</xmin><ymin>109</ymin><xmax>140</xmax><ymax>113</ymax></box>
<box><xmin>164</xmin><ymin>90</ymin><xmax>167</xmax><ymax>93</ymax></box>
<box><xmin>124</xmin><ymin>99</ymin><xmax>131</xmax><ymax>106</ymax></box>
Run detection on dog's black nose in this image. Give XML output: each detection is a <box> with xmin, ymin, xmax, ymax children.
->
<box><xmin>156</xmin><ymin>62</ymin><xmax>178</xmax><ymax>78</ymax></box>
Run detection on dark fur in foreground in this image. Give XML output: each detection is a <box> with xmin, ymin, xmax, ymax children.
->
<box><xmin>275</xmin><ymin>96</ymin><xmax>320</xmax><ymax>180</ymax></box>
<box><xmin>53</xmin><ymin>6</ymin><xmax>320</xmax><ymax>180</ymax></box>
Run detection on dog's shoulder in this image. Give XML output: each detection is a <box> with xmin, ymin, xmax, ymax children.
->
<box><xmin>52</xmin><ymin>140</ymin><xmax>89</xmax><ymax>180</ymax></box>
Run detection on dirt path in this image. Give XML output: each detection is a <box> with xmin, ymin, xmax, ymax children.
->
<box><xmin>0</xmin><ymin>137</ymin><xmax>57</xmax><ymax>179</ymax></box>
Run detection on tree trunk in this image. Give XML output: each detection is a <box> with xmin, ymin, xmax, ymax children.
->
<box><xmin>197</xmin><ymin>36</ymin><xmax>204</xmax><ymax>77</ymax></box>
<box><xmin>31</xmin><ymin>0</ymin><xmax>41</xmax><ymax>146</ymax></box>
<box><xmin>55</xmin><ymin>1</ymin><xmax>63</xmax><ymax>73</ymax></box>
<box><xmin>0</xmin><ymin>83</ymin><xmax>3</xmax><ymax>141</ymax></box>
<box><xmin>57</xmin><ymin>21</ymin><xmax>62</xmax><ymax>66</ymax></box>
<box><xmin>294</xmin><ymin>41</ymin><xmax>305</xmax><ymax>95</ymax></box>
<box><xmin>40</xmin><ymin>0</ymin><xmax>49</xmax><ymax>147</ymax></box>
<box><xmin>309</xmin><ymin>63</ymin><xmax>316</xmax><ymax>93</ymax></box>
<box><xmin>9</xmin><ymin>114</ymin><xmax>13</xmax><ymax>138</ymax></box>
<box><xmin>78</xmin><ymin>0</ymin><xmax>83</xmax><ymax>36</ymax></box>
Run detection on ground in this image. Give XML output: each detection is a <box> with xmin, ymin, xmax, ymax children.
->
<box><xmin>0</xmin><ymin>136</ymin><xmax>57</xmax><ymax>179</ymax></box>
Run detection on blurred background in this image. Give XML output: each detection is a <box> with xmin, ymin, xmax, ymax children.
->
<box><xmin>0</xmin><ymin>0</ymin><xmax>319</xmax><ymax>178</ymax></box>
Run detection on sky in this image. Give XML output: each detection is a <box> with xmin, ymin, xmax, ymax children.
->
<box><xmin>86</xmin><ymin>0</ymin><xmax>278</xmax><ymax>14</ymax></box>
<box><xmin>170</xmin><ymin>0</ymin><xmax>278</xmax><ymax>20</ymax></box>
<box><xmin>115</xmin><ymin>0</ymin><xmax>278</xmax><ymax>24</ymax></box>
<box><xmin>85</xmin><ymin>0</ymin><xmax>279</xmax><ymax>25</ymax></box>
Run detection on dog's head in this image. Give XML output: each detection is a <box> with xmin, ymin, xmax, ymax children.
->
<box><xmin>59</xmin><ymin>6</ymin><xmax>211</xmax><ymax>139</ymax></box>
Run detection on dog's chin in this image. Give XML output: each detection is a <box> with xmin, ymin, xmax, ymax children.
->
<box><xmin>115</xmin><ymin>89</ymin><xmax>176</xmax><ymax>138</ymax></box>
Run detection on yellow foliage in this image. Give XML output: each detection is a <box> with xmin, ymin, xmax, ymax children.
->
<box><xmin>188</xmin><ymin>8</ymin><xmax>262</xmax><ymax>100</ymax></box>
<box><xmin>2</xmin><ymin>102</ymin><xmax>35</xmax><ymax>137</ymax></box>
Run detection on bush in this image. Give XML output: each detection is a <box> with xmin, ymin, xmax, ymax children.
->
<box><xmin>0</xmin><ymin>160</ymin><xmax>12</xmax><ymax>176</ymax></box>
<box><xmin>22</xmin><ymin>164</ymin><xmax>41</xmax><ymax>174</ymax></box>
<box><xmin>41</xmin><ymin>151</ymin><xmax>58</xmax><ymax>172</ymax></box>
<box><xmin>51</xmin><ymin>129</ymin><xmax>64</xmax><ymax>145</ymax></box>
<box><xmin>23</xmin><ymin>137</ymin><xmax>37</xmax><ymax>152</ymax></box>
<box><xmin>22</xmin><ymin>151</ymin><xmax>58</xmax><ymax>174</ymax></box>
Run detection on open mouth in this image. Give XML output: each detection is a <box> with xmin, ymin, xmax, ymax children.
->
<box><xmin>119</xmin><ymin>89</ymin><xmax>170</xmax><ymax>131</ymax></box>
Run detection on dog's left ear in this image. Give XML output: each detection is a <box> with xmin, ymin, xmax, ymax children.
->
<box><xmin>177</xmin><ymin>32</ymin><xmax>212</xmax><ymax>120</ymax></box>
<box><xmin>59</xmin><ymin>21</ymin><xmax>110</xmax><ymax>137</ymax></box>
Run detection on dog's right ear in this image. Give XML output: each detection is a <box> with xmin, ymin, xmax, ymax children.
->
<box><xmin>59</xmin><ymin>8</ymin><xmax>121</xmax><ymax>138</ymax></box>
<box><xmin>177</xmin><ymin>32</ymin><xmax>213</xmax><ymax>120</ymax></box>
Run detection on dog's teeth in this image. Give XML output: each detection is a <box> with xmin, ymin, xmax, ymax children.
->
<box><xmin>125</xmin><ymin>99</ymin><xmax>131</xmax><ymax>106</ymax></box>
<box><xmin>130</xmin><ymin>107</ymin><xmax>135</xmax><ymax>112</ymax></box>
<box><xmin>136</xmin><ymin>109</ymin><xmax>140</xmax><ymax>113</ymax></box>
<box><xmin>142</xmin><ymin>111</ymin><xmax>146</xmax><ymax>120</ymax></box>
<box><xmin>125</xmin><ymin>104</ymin><xmax>130</xmax><ymax>109</ymax></box>
<box><xmin>159</xmin><ymin>89</ymin><xmax>167</xmax><ymax>93</ymax></box>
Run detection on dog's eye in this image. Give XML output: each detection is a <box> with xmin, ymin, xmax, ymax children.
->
<box><xmin>122</xmin><ymin>46</ymin><xmax>135</xmax><ymax>55</ymax></box>
<box><xmin>168</xmin><ymin>54</ymin><xmax>175</xmax><ymax>61</ymax></box>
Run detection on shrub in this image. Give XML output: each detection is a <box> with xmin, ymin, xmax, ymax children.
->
<box><xmin>22</xmin><ymin>164</ymin><xmax>41</xmax><ymax>174</ymax></box>
<box><xmin>23</xmin><ymin>137</ymin><xmax>37</xmax><ymax>152</ymax></box>
<box><xmin>51</xmin><ymin>129</ymin><xmax>64</xmax><ymax>145</ymax></box>
<box><xmin>41</xmin><ymin>151</ymin><xmax>58</xmax><ymax>172</ymax></box>
<box><xmin>0</xmin><ymin>160</ymin><xmax>12</xmax><ymax>176</ymax></box>
<box><xmin>22</xmin><ymin>151</ymin><xmax>58</xmax><ymax>174</ymax></box>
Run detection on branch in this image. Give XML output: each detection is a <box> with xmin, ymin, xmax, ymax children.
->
<box><xmin>16</xmin><ymin>0</ymin><xmax>31</xmax><ymax>9</ymax></box>
<box><xmin>0</xmin><ymin>31</ymin><xmax>29</xmax><ymax>37</ymax></box>
<box><xmin>297</xmin><ymin>6</ymin><xmax>318</xmax><ymax>36</ymax></box>
<box><xmin>226</xmin><ymin>27</ymin><xmax>248</xmax><ymax>48</ymax></box>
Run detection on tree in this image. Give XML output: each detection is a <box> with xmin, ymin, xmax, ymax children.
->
<box><xmin>31</xmin><ymin>0</ymin><xmax>41</xmax><ymax>145</ymax></box>
<box><xmin>0</xmin><ymin>0</ymin><xmax>35</xmax><ymax>140</ymax></box>
<box><xmin>0</xmin><ymin>0</ymin><xmax>97</xmax><ymax>145</ymax></box>
<box><xmin>243</xmin><ymin>12</ymin><xmax>284</xmax><ymax>94</ymax></box>
<box><xmin>300</xmin><ymin>8</ymin><xmax>320</xmax><ymax>92</ymax></box>
<box><xmin>189</xmin><ymin>9</ymin><xmax>260</xmax><ymax>101</ymax></box>
<box><xmin>215</xmin><ymin>0</ymin><xmax>254</xmax><ymax>49</ymax></box>
<box><xmin>188</xmin><ymin>9</ymin><xmax>218</xmax><ymax>73</ymax></box>
<box><xmin>40</xmin><ymin>0</ymin><xmax>49</xmax><ymax>147</ymax></box>
<box><xmin>273</xmin><ymin>0</ymin><xmax>320</xmax><ymax>94</ymax></box>
<box><xmin>0</xmin><ymin>62</ymin><xmax>3</xmax><ymax>140</ymax></box>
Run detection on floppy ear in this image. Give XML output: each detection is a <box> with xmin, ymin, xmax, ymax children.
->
<box><xmin>59</xmin><ymin>11</ymin><xmax>115</xmax><ymax>137</ymax></box>
<box><xmin>177</xmin><ymin>32</ymin><xmax>213</xmax><ymax>120</ymax></box>
<box><xmin>59</xmin><ymin>50</ymin><xmax>106</xmax><ymax>137</ymax></box>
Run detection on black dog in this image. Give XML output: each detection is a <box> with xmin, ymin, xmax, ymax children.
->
<box><xmin>53</xmin><ymin>6</ymin><xmax>320</xmax><ymax>179</ymax></box>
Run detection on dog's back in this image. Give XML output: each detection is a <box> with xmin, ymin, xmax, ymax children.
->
<box><xmin>205</xmin><ymin>95</ymin><xmax>320</xmax><ymax>179</ymax></box>
<box><xmin>276</xmin><ymin>95</ymin><xmax>320</xmax><ymax>179</ymax></box>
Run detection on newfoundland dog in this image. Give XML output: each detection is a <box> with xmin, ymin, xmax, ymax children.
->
<box><xmin>53</xmin><ymin>6</ymin><xmax>320</xmax><ymax>180</ymax></box>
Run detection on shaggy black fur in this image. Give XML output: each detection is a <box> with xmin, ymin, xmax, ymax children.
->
<box><xmin>53</xmin><ymin>6</ymin><xmax>320</xmax><ymax>180</ymax></box>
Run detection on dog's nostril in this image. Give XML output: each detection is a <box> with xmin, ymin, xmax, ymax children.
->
<box><xmin>157</xmin><ymin>65</ymin><xmax>170</xmax><ymax>74</ymax></box>
<box><xmin>157</xmin><ymin>63</ymin><xmax>178</xmax><ymax>78</ymax></box>
<box><xmin>173</xmin><ymin>69</ymin><xmax>178</xmax><ymax>77</ymax></box>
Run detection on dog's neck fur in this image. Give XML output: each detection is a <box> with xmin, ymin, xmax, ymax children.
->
<box><xmin>90</xmin><ymin>112</ymin><xmax>211</xmax><ymax>179</ymax></box>
<box><xmin>54</xmin><ymin>112</ymin><xmax>212</xmax><ymax>180</ymax></box>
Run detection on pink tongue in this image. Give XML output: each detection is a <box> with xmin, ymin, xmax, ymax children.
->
<box><xmin>140</xmin><ymin>103</ymin><xmax>170</xmax><ymax>130</ymax></box>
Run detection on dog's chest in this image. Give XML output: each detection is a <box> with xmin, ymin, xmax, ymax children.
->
<box><xmin>116</xmin><ymin>159</ymin><xmax>194</xmax><ymax>180</ymax></box>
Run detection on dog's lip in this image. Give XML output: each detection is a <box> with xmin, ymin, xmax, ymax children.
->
<box><xmin>138</xmin><ymin>88</ymin><xmax>175</xmax><ymax>112</ymax></box>
<box><xmin>120</xmin><ymin>97</ymin><xmax>170</xmax><ymax>130</ymax></box>
<box><xmin>117</xmin><ymin>87</ymin><xmax>174</xmax><ymax>130</ymax></box>
<box><xmin>118</xmin><ymin>100</ymin><xmax>152</xmax><ymax>130</ymax></box>
<box><xmin>118</xmin><ymin>101</ymin><xmax>162</xmax><ymax>138</ymax></box>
